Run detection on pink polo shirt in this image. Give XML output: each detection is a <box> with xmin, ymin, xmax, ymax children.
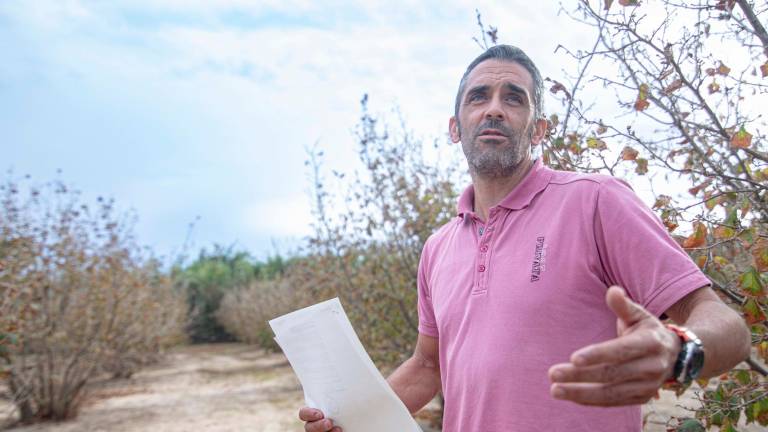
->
<box><xmin>417</xmin><ymin>159</ymin><xmax>710</xmax><ymax>431</ymax></box>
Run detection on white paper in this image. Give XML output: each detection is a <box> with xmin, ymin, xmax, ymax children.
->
<box><xmin>269</xmin><ymin>298</ymin><xmax>423</xmax><ymax>432</ymax></box>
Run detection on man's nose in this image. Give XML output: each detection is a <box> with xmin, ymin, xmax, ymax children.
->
<box><xmin>484</xmin><ymin>96</ymin><xmax>505</xmax><ymax>120</ymax></box>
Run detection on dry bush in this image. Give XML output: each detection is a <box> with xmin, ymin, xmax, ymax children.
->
<box><xmin>216</xmin><ymin>261</ymin><xmax>318</xmax><ymax>350</ymax></box>
<box><xmin>98</xmin><ymin>261</ymin><xmax>188</xmax><ymax>379</ymax></box>
<box><xmin>303</xmin><ymin>100</ymin><xmax>461</xmax><ymax>366</ymax></box>
<box><xmin>218</xmin><ymin>98</ymin><xmax>461</xmax><ymax>367</ymax></box>
<box><xmin>0</xmin><ymin>177</ymin><xmax>187</xmax><ymax>423</ymax></box>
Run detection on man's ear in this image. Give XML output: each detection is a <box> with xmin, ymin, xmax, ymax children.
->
<box><xmin>530</xmin><ymin>118</ymin><xmax>548</xmax><ymax>147</ymax></box>
<box><xmin>449</xmin><ymin>116</ymin><xmax>461</xmax><ymax>143</ymax></box>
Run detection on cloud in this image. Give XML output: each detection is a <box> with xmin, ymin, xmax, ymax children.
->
<box><xmin>241</xmin><ymin>195</ymin><xmax>313</xmax><ymax>238</ymax></box>
<box><xmin>0</xmin><ymin>0</ymin><xmax>600</xmax><ymax>257</ymax></box>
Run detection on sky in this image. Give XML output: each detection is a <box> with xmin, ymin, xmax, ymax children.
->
<box><xmin>1</xmin><ymin>1</ymin><xmax>598</xmax><ymax>261</ymax></box>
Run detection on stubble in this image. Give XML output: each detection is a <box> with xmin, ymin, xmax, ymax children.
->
<box><xmin>461</xmin><ymin>118</ymin><xmax>532</xmax><ymax>178</ymax></box>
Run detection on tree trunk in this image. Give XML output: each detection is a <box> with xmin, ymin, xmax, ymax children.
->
<box><xmin>9</xmin><ymin>375</ymin><xmax>35</xmax><ymax>423</ymax></box>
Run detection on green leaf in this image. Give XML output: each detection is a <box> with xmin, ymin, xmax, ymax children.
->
<box><xmin>713</xmin><ymin>225</ymin><xmax>735</xmax><ymax>240</ymax></box>
<box><xmin>704</xmin><ymin>267</ymin><xmax>728</xmax><ymax>286</ymax></box>
<box><xmin>705</xmin><ymin>193</ymin><xmax>721</xmax><ymax>211</ymax></box>
<box><xmin>743</xmin><ymin>297</ymin><xmax>767</xmax><ymax>324</ymax></box>
<box><xmin>710</xmin><ymin>410</ymin><xmax>724</xmax><ymax>427</ymax></box>
<box><xmin>676</xmin><ymin>418</ymin><xmax>705</xmax><ymax>432</ymax></box>
<box><xmin>0</xmin><ymin>332</ymin><xmax>17</xmax><ymax>356</ymax></box>
<box><xmin>740</xmin><ymin>267</ymin><xmax>764</xmax><ymax>296</ymax></box>
<box><xmin>751</xmin><ymin>323</ymin><xmax>767</xmax><ymax>335</ymax></box>
<box><xmin>747</xmin><ymin>401</ymin><xmax>756</xmax><ymax>424</ymax></box>
<box><xmin>586</xmin><ymin>137</ymin><xmax>607</xmax><ymax>150</ymax></box>
<box><xmin>741</xmin><ymin>195</ymin><xmax>752</xmax><ymax>217</ymax></box>
<box><xmin>634</xmin><ymin>84</ymin><xmax>650</xmax><ymax>111</ymax></box>
<box><xmin>757</xmin><ymin>397</ymin><xmax>768</xmax><ymax>425</ymax></box>
<box><xmin>753</xmin><ymin>238</ymin><xmax>768</xmax><ymax>272</ymax></box>
<box><xmin>733</xmin><ymin>369</ymin><xmax>751</xmax><ymax>385</ymax></box>
<box><xmin>635</xmin><ymin>158</ymin><xmax>648</xmax><ymax>175</ymax></box>
<box><xmin>739</xmin><ymin>227</ymin><xmax>756</xmax><ymax>246</ymax></box>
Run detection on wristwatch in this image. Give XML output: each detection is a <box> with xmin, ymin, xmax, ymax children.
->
<box><xmin>665</xmin><ymin>324</ymin><xmax>705</xmax><ymax>386</ymax></box>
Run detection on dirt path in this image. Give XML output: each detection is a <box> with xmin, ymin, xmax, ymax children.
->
<box><xmin>0</xmin><ymin>344</ymin><xmax>759</xmax><ymax>431</ymax></box>
<box><xmin>0</xmin><ymin>344</ymin><xmax>439</xmax><ymax>432</ymax></box>
<box><xmin>1</xmin><ymin>344</ymin><xmax>307</xmax><ymax>431</ymax></box>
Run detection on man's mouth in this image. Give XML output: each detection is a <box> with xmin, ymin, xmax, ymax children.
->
<box><xmin>478</xmin><ymin>129</ymin><xmax>507</xmax><ymax>137</ymax></box>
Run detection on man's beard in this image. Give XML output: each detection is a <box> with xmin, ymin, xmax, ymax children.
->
<box><xmin>461</xmin><ymin>118</ymin><xmax>532</xmax><ymax>178</ymax></box>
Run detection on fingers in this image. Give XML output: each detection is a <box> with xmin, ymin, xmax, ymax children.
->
<box><xmin>305</xmin><ymin>418</ymin><xmax>339</xmax><ymax>432</ymax></box>
<box><xmin>606</xmin><ymin>286</ymin><xmax>652</xmax><ymax>329</ymax></box>
<box><xmin>299</xmin><ymin>407</ymin><xmax>323</xmax><ymax>422</ymax></box>
<box><xmin>550</xmin><ymin>380</ymin><xmax>660</xmax><ymax>406</ymax></box>
<box><xmin>549</xmin><ymin>355</ymin><xmax>672</xmax><ymax>385</ymax></box>
<box><xmin>299</xmin><ymin>408</ymin><xmax>340</xmax><ymax>432</ymax></box>
<box><xmin>569</xmin><ymin>330</ymin><xmax>662</xmax><ymax>367</ymax></box>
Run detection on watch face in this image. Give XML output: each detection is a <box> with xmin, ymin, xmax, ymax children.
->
<box><xmin>687</xmin><ymin>343</ymin><xmax>705</xmax><ymax>380</ymax></box>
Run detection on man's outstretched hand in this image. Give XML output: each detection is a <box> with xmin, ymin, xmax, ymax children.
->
<box><xmin>548</xmin><ymin>286</ymin><xmax>681</xmax><ymax>406</ymax></box>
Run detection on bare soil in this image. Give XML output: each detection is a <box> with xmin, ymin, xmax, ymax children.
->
<box><xmin>0</xmin><ymin>344</ymin><xmax>759</xmax><ymax>431</ymax></box>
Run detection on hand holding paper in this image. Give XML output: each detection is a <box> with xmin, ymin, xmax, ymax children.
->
<box><xmin>298</xmin><ymin>406</ymin><xmax>339</xmax><ymax>432</ymax></box>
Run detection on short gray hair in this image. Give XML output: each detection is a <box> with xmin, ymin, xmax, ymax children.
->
<box><xmin>454</xmin><ymin>45</ymin><xmax>544</xmax><ymax>123</ymax></box>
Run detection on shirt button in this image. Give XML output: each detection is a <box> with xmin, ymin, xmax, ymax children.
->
<box><xmin>478</xmin><ymin>264</ymin><xmax>486</xmax><ymax>272</ymax></box>
<box><xmin>480</xmin><ymin>245</ymin><xmax>488</xmax><ymax>253</ymax></box>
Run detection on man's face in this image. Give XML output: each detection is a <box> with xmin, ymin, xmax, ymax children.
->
<box><xmin>449</xmin><ymin>59</ymin><xmax>544</xmax><ymax>178</ymax></box>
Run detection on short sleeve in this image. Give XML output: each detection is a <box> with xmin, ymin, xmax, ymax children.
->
<box><xmin>417</xmin><ymin>241</ymin><xmax>439</xmax><ymax>337</ymax></box>
<box><xmin>593</xmin><ymin>178</ymin><xmax>711</xmax><ymax>317</ymax></box>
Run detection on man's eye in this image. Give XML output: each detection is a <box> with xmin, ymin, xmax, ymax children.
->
<box><xmin>468</xmin><ymin>94</ymin><xmax>486</xmax><ymax>103</ymax></box>
<box><xmin>506</xmin><ymin>95</ymin><xmax>522</xmax><ymax>104</ymax></box>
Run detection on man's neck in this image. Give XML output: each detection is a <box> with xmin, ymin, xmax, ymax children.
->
<box><xmin>471</xmin><ymin>158</ymin><xmax>534</xmax><ymax>222</ymax></box>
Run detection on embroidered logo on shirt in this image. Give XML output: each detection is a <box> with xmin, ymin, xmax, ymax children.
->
<box><xmin>530</xmin><ymin>236</ymin><xmax>547</xmax><ymax>282</ymax></box>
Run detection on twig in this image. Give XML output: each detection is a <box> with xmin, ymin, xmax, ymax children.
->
<box><xmin>736</xmin><ymin>0</ymin><xmax>768</xmax><ymax>56</ymax></box>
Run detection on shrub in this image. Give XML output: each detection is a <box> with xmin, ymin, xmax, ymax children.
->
<box><xmin>0</xmin><ymin>177</ymin><xmax>186</xmax><ymax>423</ymax></box>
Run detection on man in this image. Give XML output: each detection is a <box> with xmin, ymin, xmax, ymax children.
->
<box><xmin>300</xmin><ymin>45</ymin><xmax>750</xmax><ymax>431</ymax></box>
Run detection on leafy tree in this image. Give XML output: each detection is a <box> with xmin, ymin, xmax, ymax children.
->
<box><xmin>175</xmin><ymin>245</ymin><xmax>259</xmax><ymax>343</ymax></box>
<box><xmin>254</xmin><ymin>254</ymin><xmax>289</xmax><ymax>280</ymax></box>
<box><xmin>177</xmin><ymin>246</ymin><xmax>290</xmax><ymax>343</ymax></box>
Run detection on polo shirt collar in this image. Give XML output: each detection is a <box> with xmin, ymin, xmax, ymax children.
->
<box><xmin>457</xmin><ymin>158</ymin><xmax>552</xmax><ymax>217</ymax></box>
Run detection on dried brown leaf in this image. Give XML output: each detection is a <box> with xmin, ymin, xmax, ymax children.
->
<box><xmin>664</xmin><ymin>79</ymin><xmax>683</xmax><ymax>95</ymax></box>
